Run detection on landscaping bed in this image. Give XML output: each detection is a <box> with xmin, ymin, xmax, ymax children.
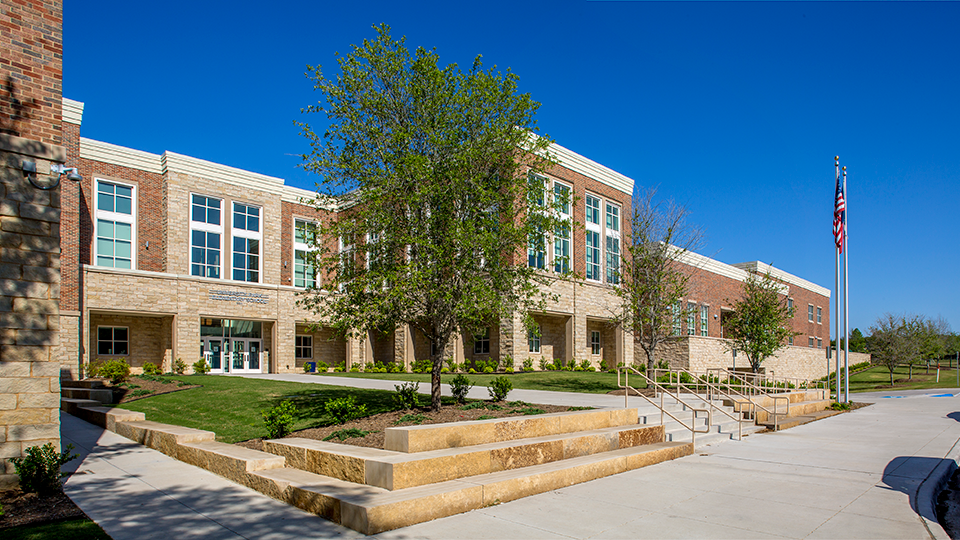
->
<box><xmin>84</xmin><ymin>375</ymin><xmax>201</xmax><ymax>404</ymax></box>
<box><xmin>0</xmin><ymin>487</ymin><xmax>86</xmax><ymax>530</ymax></box>
<box><xmin>237</xmin><ymin>400</ymin><xmax>581</xmax><ymax>451</ymax></box>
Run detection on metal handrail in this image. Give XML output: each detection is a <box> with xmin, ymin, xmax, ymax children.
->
<box><xmin>617</xmin><ymin>366</ymin><xmax>710</xmax><ymax>447</ymax></box>
<box><xmin>643</xmin><ymin>368</ymin><xmax>750</xmax><ymax>441</ymax></box>
<box><xmin>705</xmin><ymin>368</ymin><xmax>790</xmax><ymax>430</ymax></box>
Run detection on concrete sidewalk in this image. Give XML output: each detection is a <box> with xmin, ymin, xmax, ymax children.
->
<box><xmin>59</xmin><ymin>378</ymin><xmax>960</xmax><ymax>539</ymax></box>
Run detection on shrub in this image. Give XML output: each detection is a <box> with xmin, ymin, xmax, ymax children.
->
<box><xmin>394</xmin><ymin>413</ymin><xmax>426</xmax><ymax>425</ymax></box>
<box><xmin>502</xmin><ymin>355</ymin><xmax>513</xmax><ymax>371</ymax></box>
<box><xmin>573</xmin><ymin>366</ymin><xmax>583</xmax><ymax>372</ymax></box>
<box><xmin>325</xmin><ymin>396</ymin><xmax>367</xmax><ymax>424</ymax></box>
<box><xmin>10</xmin><ymin>443</ymin><xmax>78</xmax><ymax>496</ymax></box>
<box><xmin>538</xmin><ymin>358</ymin><xmax>549</xmax><ymax>371</ymax></box>
<box><xmin>316</xmin><ymin>360</ymin><xmax>329</xmax><ymax>371</ymax></box>
<box><xmin>262</xmin><ymin>400</ymin><xmax>297</xmax><ymax>439</ymax></box>
<box><xmin>303</xmin><ymin>362</ymin><xmax>315</xmax><ymax>373</ymax></box>
<box><xmin>412</xmin><ymin>358</ymin><xmax>432</xmax><ymax>374</ymax></box>
<box><xmin>324</xmin><ymin>428</ymin><xmax>374</xmax><ymax>441</ymax></box>
<box><xmin>519</xmin><ymin>407</ymin><xmax>545</xmax><ymax>415</ymax></box>
<box><xmin>130</xmin><ymin>389</ymin><xmax>153</xmax><ymax>397</ymax></box>
<box><xmin>349</xmin><ymin>366</ymin><xmax>360</xmax><ymax>372</ymax></box>
<box><xmin>98</xmin><ymin>359</ymin><xmax>131</xmax><ymax>384</ymax></box>
<box><xmin>505</xmin><ymin>367</ymin><xmax>514</xmax><ymax>374</ymax></box>
<box><xmin>393</xmin><ymin>381</ymin><xmax>421</xmax><ymax>410</ymax></box>
<box><xmin>483</xmin><ymin>366</ymin><xmax>494</xmax><ymax>374</ymax></box>
<box><xmin>387</xmin><ymin>362</ymin><xmax>403</xmax><ymax>373</ymax></box>
<box><xmin>579</xmin><ymin>359</ymin><xmax>592</xmax><ymax>370</ymax></box>
<box><xmin>468</xmin><ymin>368</ymin><xmax>477</xmax><ymax>374</ymax></box>
<box><xmin>523</xmin><ymin>358</ymin><xmax>534</xmax><ymax>372</ymax></box>
<box><xmin>142</xmin><ymin>362</ymin><xmax>161</xmax><ymax>376</ymax></box>
<box><xmin>552</xmin><ymin>358</ymin><xmax>563</xmax><ymax>370</ymax></box>
<box><xmin>192</xmin><ymin>358</ymin><xmax>210</xmax><ymax>375</ymax></box>
<box><xmin>450</xmin><ymin>373</ymin><xmax>474</xmax><ymax>404</ymax></box>
<box><xmin>488</xmin><ymin>376</ymin><xmax>513</xmax><ymax>402</ymax></box>
<box><xmin>441</xmin><ymin>367</ymin><xmax>450</xmax><ymax>374</ymax></box>
<box><xmin>173</xmin><ymin>358</ymin><xmax>187</xmax><ymax>375</ymax></box>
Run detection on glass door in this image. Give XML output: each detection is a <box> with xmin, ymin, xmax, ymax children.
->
<box><xmin>232</xmin><ymin>339</ymin><xmax>245</xmax><ymax>371</ymax></box>
<box><xmin>201</xmin><ymin>338</ymin><xmax>225</xmax><ymax>373</ymax></box>
<box><xmin>248</xmin><ymin>340</ymin><xmax>261</xmax><ymax>371</ymax></box>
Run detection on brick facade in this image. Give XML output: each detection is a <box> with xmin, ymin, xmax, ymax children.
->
<box><xmin>0</xmin><ymin>0</ymin><xmax>64</xmax><ymax>489</ymax></box>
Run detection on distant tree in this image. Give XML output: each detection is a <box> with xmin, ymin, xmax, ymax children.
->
<box><xmin>725</xmin><ymin>272</ymin><xmax>797</xmax><ymax>373</ymax></box>
<box><xmin>869</xmin><ymin>313</ymin><xmax>921</xmax><ymax>385</ymax></box>
<box><xmin>849</xmin><ymin>328</ymin><xmax>868</xmax><ymax>353</ymax></box>
<box><xmin>296</xmin><ymin>25</ymin><xmax>564</xmax><ymax>411</ymax></box>
<box><xmin>614</xmin><ymin>189</ymin><xmax>703</xmax><ymax>371</ymax></box>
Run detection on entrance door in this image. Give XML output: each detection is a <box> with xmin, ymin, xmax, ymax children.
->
<box><xmin>228</xmin><ymin>338</ymin><xmax>262</xmax><ymax>373</ymax></box>
<box><xmin>202</xmin><ymin>338</ymin><xmax>224</xmax><ymax>372</ymax></box>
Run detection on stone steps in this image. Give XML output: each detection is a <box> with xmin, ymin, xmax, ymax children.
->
<box><xmin>61</xmin><ymin>387</ymin><xmax>114</xmax><ymax>404</ymax></box>
<box><xmin>265</xmin><ymin>423</ymin><xmax>665</xmax><ymax>490</ymax></box>
<box><xmin>61</xmin><ymin>379</ymin><xmax>108</xmax><ymax>389</ymax></box>
<box><xmin>759</xmin><ymin>408</ymin><xmax>843</xmax><ymax>431</ymax></box>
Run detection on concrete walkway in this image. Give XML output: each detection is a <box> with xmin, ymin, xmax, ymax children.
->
<box><xmin>59</xmin><ymin>376</ymin><xmax>960</xmax><ymax>539</ymax></box>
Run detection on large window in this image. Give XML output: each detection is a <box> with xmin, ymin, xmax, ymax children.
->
<box><xmin>808</xmin><ymin>304</ymin><xmax>814</xmax><ymax>322</ymax></box>
<box><xmin>700</xmin><ymin>305</ymin><xmax>709</xmax><ymax>337</ymax></box>
<box><xmin>95</xmin><ymin>180</ymin><xmax>135</xmax><ymax>269</ymax></box>
<box><xmin>672</xmin><ymin>301</ymin><xmax>682</xmax><ymax>336</ymax></box>
<box><xmin>232</xmin><ymin>203</ymin><xmax>261</xmax><ymax>282</ymax></box>
<box><xmin>294</xmin><ymin>219</ymin><xmax>317</xmax><ymax>288</ymax></box>
<box><xmin>585</xmin><ymin>194</ymin><xmax>602</xmax><ymax>282</ymax></box>
<box><xmin>474</xmin><ymin>328</ymin><xmax>490</xmax><ymax>354</ymax></box>
<box><xmin>190</xmin><ymin>194</ymin><xmax>222</xmax><ymax>278</ymax></box>
<box><xmin>528</xmin><ymin>325</ymin><xmax>540</xmax><ymax>353</ymax></box>
<box><xmin>295</xmin><ymin>335</ymin><xmax>313</xmax><ymax>359</ymax></box>
<box><xmin>590</xmin><ymin>331</ymin><xmax>601</xmax><ymax>355</ymax></box>
<box><xmin>97</xmin><ymin>326</ymin><xmax>128</xmax><ymax>356</ymax></box>
<box><xmin>687</xmin><ymin>302</ymin><xmax>696</xmax><ymax>336</ymax></box>
<box><xmin>527</xmin><ymin>174</ymin><xmax>546</xmax><ymax>270</ymax></box>
<box><xmin>817</xmin><ymin>307</ymin><xmax>822</xmax><ymax>324</ymax></box>
<box><xmin>553</xmin><ymin>182</ymin><xmax>571</xmax><ymax>273</ymax></box>
<box><xmin>605</xmin><ymin>203</ymin><xmax>620</xmax><ymax>285</ymax></box>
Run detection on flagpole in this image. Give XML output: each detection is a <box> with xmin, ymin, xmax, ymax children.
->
<box><xmin>834</xmin><ymin>156</ymin><xmax>841</xmax><ymax>401</ymax></box>
<box><xmin>843</xmin><ymin>166</ymin><xmax>850</xmax><ymax>403</ymax></box>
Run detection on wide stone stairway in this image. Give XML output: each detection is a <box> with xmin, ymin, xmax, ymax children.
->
<box><xmin>60</xmin><ymin>380</ymin><xmax>833</xmax><ymax>534</ymax></box>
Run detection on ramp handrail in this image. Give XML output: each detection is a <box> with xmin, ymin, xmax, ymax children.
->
<box><xmin>617</xmin><ymin>366</ymin><xmax>711</xmax><ymax>447</ymax></box>
<box><xmin>702</xmin><ymin>368</ymin><xmax>790</xmax><ymax>430</ymax></box>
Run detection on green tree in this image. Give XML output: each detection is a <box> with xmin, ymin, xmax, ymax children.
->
<box><xmin>724</xmin><ymin>272</ymin><xmax>796</xmax><ymax>373</ymax></box>
<box><xmin>869</xmin><ymin>313</ymin><xmax>921</xmax><ymax>385</ymax></box>
<box><xmin>297</xmin><ymin>25</ymin><xmax>564</xmax><ymax>410</ymax></box>
<box><xmin>614</xmin><ymin>188</ymin><xmax>703</xmax><ymax>371</ymax></box>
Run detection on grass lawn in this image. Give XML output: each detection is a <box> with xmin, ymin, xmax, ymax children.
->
<box><xmin>120</xmin><ymin>375</ymin><xmax>412</xmax><ymax>443</ymax></box>
<box><xmin>313</xmin><ymin>370</ymin><xmax>638</xmax><ymax>394</ymax></box>
<box><xmin>4</xmin><ymin>519</ymin><xmax>111</xmax><ymax>540</ymax></box>
<box><xmin>848</xmin><ymin>364</ymin><xmax>960</xmax><ymax>393</ymax></box>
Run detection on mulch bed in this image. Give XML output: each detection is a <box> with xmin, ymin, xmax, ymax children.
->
<box><xmin>237</xmin><ymin>401</ymin><xmax>580</xmax><ymax>451</ymax></box>
<box><xmin>0</xmin><ymin>487</ymin><xmax>87</xmax><ymax>530</ymax></box>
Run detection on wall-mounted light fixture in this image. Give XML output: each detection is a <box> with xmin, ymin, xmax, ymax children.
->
<box><xmin>51</xmin><ymin>163</ymin><xmax>83</xmax><ymax>182</ymax></box>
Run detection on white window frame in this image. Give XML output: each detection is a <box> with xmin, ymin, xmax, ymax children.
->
<box><xmin>338</xmin><ymin>235</ymin><xmax>355</xmax><ymax>291</ymax></box>
<box><xmin>295</xmin><ymin>335</ymin><xmax>313</xmax><ymax>359</ymax></box>
<box><xmin>808</xmin><ymin>304</ymin><xmax>814</xmax><ymax>322</ymax></box>
<box><xmin>817</xmin><ymin>306</ymin><xmax>822</xmax><ymax>324</ymax></box>
<box><xmin>585</xmin><ymin>193</ymin><xmax>602</xmax><ymax>282</ymax></box>
<box><xmin>97</xmin><ymin>325</ymin><xmax>129</xmax><ymax>356</ymax></box>
<box><xmin>94</xmin><ymin>179</ymin><xmax>136</xmax><ymax>269</ymax></box>
<box><xmin>605</xmin><ymin>202</ymin><xmax>621</xmax><ymax>285</ymax></box>
<box><xmin>527</xmin><ymin>173</ymin><xmax>547</xmax><ymax>270</ymax></box>
<box><xmin>552</xmin><ymin>180</ymin><xmax>571</xmax><ymax>274</ymax></box>
<box><xmin>231</xmin><ymin>202</ymin><xmax>262</xmax><ymax>283</ymax></box>
<box><xmin>700</xmin><ymin>305</ymin><xmax>709</xmax><ymax>337</ymax></box>
<box><xmin>474</xmin><ymin>327</ymin><xmax>490</xmax><ymax>355</ymax></box>
<box><xmin>190</xmin><ymin>193</ymin><xmax>223</xmax><ymax>279</ymax></box>
<box><xmin>687</xmin><ymin>302</ymin><xmax>697</xmax><ymax>336</ymax></box>
<box><xmin>528</xmin><ymin>326</ymin><xmax>540</xmax><ymax>354</ymax></box>
<box><xmin>808</xmin><ymin>336</ymin><xmax>815</xmax><ymax>348</ymax></box>
<box><xmin>294</xmin><ymin>218</ymin><xmax>318</xmax><ymax>289</ymax></box>
<box><xmin>672</xmin><ymin>301</ymin><xmax>682</xmax><ymax>336</ymax></box>
<box><xmin>817</xmin><ymin>337</ymin><xmax>823</xmax><ymax>349</ymax></box>
<box><xmin>590</xmin><ymin>331</ymin><xmax>601</xmax><ymax>355</ymax></box>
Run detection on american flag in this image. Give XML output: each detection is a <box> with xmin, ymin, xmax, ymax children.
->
<box><xmin>834</xmin><ymin>174</ymin><xmax>845</xmax><ymax>253</ymax></box>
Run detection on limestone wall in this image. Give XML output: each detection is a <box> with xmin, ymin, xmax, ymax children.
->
<box><xmin>651</xmin><ymin>335</ymin><xmax>829</xmax><ymax>381</ymax></box>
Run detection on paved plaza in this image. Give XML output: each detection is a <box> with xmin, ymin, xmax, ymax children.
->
<box><xmin>61</xmin><ymin>377</ymin><xmax>960</xmax><ymax>539</ymax></box>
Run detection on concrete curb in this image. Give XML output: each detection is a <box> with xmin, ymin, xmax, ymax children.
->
<box><xmin>916</xmin><ymin>437</ymin><xmax>960</xmax><ymax>540</ymax></box>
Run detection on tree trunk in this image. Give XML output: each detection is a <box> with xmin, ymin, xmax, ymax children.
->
<box><xmin>909</xmin><ymin>364</ymin><xmax>913</xmax><ymax>379</ymax></box>
<box><xmin>431</xmin><ymin>351</ymin><xmax>442</xmax><ymax>411</ymax></box>
<box><xmin>890</xmin><ymin>369</ymin><xmax>895</xmax><ymax>385</ymax></box>
<box><xmin>646</xmin><ymin>348</ymin><xmax>655</xmax><ymax>372</ymax></box>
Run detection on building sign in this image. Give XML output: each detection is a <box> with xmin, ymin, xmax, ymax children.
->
<box><xmin>209</xmin><ymin>289</ymin><xmax>269</xmax><ymax>305</ymax></box>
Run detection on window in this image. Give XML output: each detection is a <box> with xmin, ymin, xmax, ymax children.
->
<box><xmin>817</xmin><ymin>337</ymin><xmax>823</xmax><ymax>349</ymax></box>
<box><xmin>789</xmin><ymin>335</ymin><xmax>794</xmax><ymax>346</ymax></box>
<box><xmin>474</xmin><ymin>328</ymin><xmax>490</xmax><ymax>354</ymax></box>
<box><xmin>97</xmin><ymin>326</ymin><xmax>128</xmax><ymax>355</ymax></box>
<box><xmin>553</xmin><ymin>182</ymin><xmax>571</xmax><ymax>273</ymax></box>
<box><xmin>339</xmin><ymin>235</ymin><xmax>355</xmax><ymax>289</ymax></box>
<box><xmin>672</xmin><ymin>301</ymin><xmax>682</xmax><ymax>336</ymax></box>
<box><xmin>808</xmin><ymin>336</ymin><xmax>815</xmax><ymax>348</ymax></box>
<box><xmin>817</xmin><ymin>307</ymin><xmax>822</xmax><ymax>324</ymax></box>
<box><xmin>687</xmin><ymin>302</ymin><xmax>696</xmax><ymax>335</ymax></box>
<box><xmin>787</xmin><ymin>298</ymin><xmax>794</xmax><ymax>312</ymax></box>
<box><xmin>808</xmin><ymin>304</ymin><xmax>814</xmax><ymax>322</ymax></box>
<box><xmin>528</xmin><ymin>326</ymin><xmax>540</xmax><ymax>353</ymax></box>
<box><xmin>295</xmin><ymin>335</ymin><xmax>313</xmax><ymax>359</ymax></box>
<box><xmin>585</xmin><ymin>195</ymin><xmax>601</xmax><ymax>227</ymax></box>
<box><xmin>585</xmin><ymin>231</ymin><xmax>601</xmax><ymax>281</ymax></box>
<box><xmin>294</xmin><ymin>219</ymin><xmax>318</xmax><ymax>288</ymax></box>
<box><xmin>528</xmin><ymin>229</ymin><xmax>545</xmax><ymax>269</ymax></box>
<box><xmin>232</xmin><ymin>203</ymin><xmax>261</xmax><ymax>282</ymax></box>
<box><xmin>95</xmin><ymin>180</ymin><xmax>135</xmax><ymax>269</ymax></box>
<box><xmin>190</xmin><ymin>195</ymin><xmax>222</xmax><ymax>278</ymax></box>
<box><xmin>700</xmin><ymin>305</ymin><xmax>709</xmax><ymax>337</ymax></box>
<box><xmin>590</xmin><ymin>331</ymin><xmax>601</xmax><ymax>355</ymax></box>
<box><xmin>605</xmin><ymin>203</ymin><xmax>621</xmax><ymax>285</ymax></box>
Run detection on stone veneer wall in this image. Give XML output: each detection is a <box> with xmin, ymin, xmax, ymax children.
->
<box><xmin>651</xmin><ymin>335</ymin><xmax>830</xmax><ymax>381</ymax></box>
<box><xmin>0</xmin><ymin>134</ymin><xmax>63</xmax><ymax>488</ymax></box>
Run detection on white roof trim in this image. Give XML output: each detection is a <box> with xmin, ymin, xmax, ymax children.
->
<box><xmin>547</xmin><ymin>141</ymin><xmax>634</xmax><ymax>196</ymax></box>
<box><xmin>161</xmin><ymin>151</ymin><xmax>285</xmax><ymax>195</ymax></box>
<box><xmin>673</xmin><ymin>248</ymin><xmax>792</xmax><ymax>295</ymax></box>
<box><xmin>80</xmin><ymin>138</ymin><xmax>162</xmax><ymax>174</ymax></box>
<box><xmin>731</xmin><ymin>261</ymin><xmax>831</xmax><ymax>297</ymax></box>
<box><xmin>62</xmin><ymin>98</ymin><xmax>84</xmax><ymax>125</ymax></box>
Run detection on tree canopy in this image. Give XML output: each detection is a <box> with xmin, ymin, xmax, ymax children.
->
<box><xmin>724</xmin><ymin>272</ymin><xmax>796</xmax><ymax>373</ymax></box>
<box><xmin>614</xmin><ymin>189</ymin><xmax>702</xmax><ymax>370</ymax></box>
<box><xmin>297</xmin><ymin>25</ymin><xmax>564</xmax><ymax>409</ymax></box>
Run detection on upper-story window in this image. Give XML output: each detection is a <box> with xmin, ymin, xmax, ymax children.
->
<box><xmin>700</xmin><ymin>305</ymin><xmax>709</xmax><ymax>337</ymax></box>
<box><xmin>294</xmin><ymin>219</ymin><xmax>317</xmax><ymax>288</ymax></box>
<box><xmin>585</xmin><ymin>194</ymin><xmax>601</xmax><ymax>282</ymax></box>
<box><xmin>808</xmin><ymin>304</ymin><xmax>814</xmax><ymax>322</ymax></box>
<box><xmin>605</xmin><ymin>203</ymin><xmax>621</xmax><ymax>284</ymax></box>
<box><xmin>527</xmin><ymin>173</ymin><xmax>546</xmax><ymax>270</ymax></box>
<box><xmin>787</xmin><ymin>298</ymin><xmax>794</xmax><ymax>315</ymax></box>
<box><xmin>817</xmin><ymin>306</ymin><xmax>822</xmax><ymax>324</ymax></box>
<box><xmin>95</xmin><ymin>180</ymin><xmax>135</xmax><ymax>269</ymax></box>
<box><xmin>553</xmin><ymin>182</ymin><xmax>571</xmax><ymax>273</ymax></box>
<box><xmin>687</xmin><ymin>302</ymin><xmax>697</xmax><ymax>335</ymax></box>
<box><xmin>190</xmin><ymin>194</ymin><xmax>222</xmax><ymax>278</ymax></box>
<box><xmin>672</xmin><ymin>301</ymin><xmax>682</xmax><ymax>336</ymax></box>
<box><xmin>232</xmin><ymin>203</ymin><xmax>261</xmax><ymax>283</ymax></box>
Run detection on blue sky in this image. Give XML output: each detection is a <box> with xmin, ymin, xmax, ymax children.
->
<box><xmin>64</xmin><ymin>1</ymin><xmax>960</xmax><ymax>337</ymax></box>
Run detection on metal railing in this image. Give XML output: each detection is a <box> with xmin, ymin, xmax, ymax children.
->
<box><xmin>617</xmin><ymin>366</ymin><xmax>711</xmax><ymax>447</ymax></box>
<box><xmin>703</xmin><ymin>368</ymin><xmax>791</xmax><ymax>430</ymax></box>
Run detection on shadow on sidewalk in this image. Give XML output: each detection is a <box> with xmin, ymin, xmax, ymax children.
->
<box><xmin>882</xmin><ymin>455</ymin><xmax>951</xmax><ymax>522</ymax></box>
